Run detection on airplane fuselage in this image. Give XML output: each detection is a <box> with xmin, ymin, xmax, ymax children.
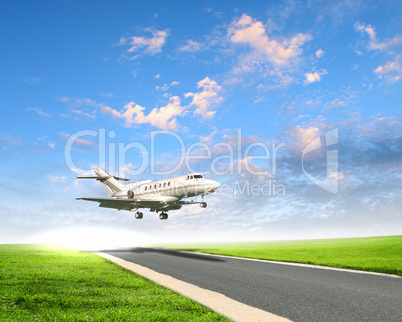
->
<box><xmin>76</xmin><ymin>168</ymin><xmax>220</xmax><ymax>220</ymax></box>
<box><xmin>114</xmin><ymin>173</ymin><xmax>219</xmax><ymax>201</ymax></box>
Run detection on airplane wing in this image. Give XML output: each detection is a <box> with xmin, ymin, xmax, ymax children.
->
<box><xmin>177</xmin><ymin>200</ymin><xmax>204</xmax><ymax>205</ymax></box>
<box><xmin>76</xmin><ymin>197</ymin><xmax>185</xmax><ymax>211</ymax></box>
<box><xmin>76</xmin><ymin>197</ymin><xmax>207</xmax><ymax>212</ymax></box>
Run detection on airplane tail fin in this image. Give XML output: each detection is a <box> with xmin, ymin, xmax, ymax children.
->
<box><xmin>93</xmin><ymin>168</ymin><xmax>122</xmax><ymax>196</ymax></box>
<box><xmin>76</xmin><ymin>168</ymin><xmax>129</xmax><ymax>196</ymax></box>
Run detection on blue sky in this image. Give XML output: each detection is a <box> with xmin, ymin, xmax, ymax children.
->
<box><xmin>1</xmin><ymin>1</ymin><xmax>401</xmax><ymax>246</ymax></box>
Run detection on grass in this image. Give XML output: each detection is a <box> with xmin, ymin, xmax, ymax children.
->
<box><xmin>161</xmin><ymin>235</ymin><xmax>402</xmax><ymax>276</ymax></box>
<box><xmin>0</xmin><ymin>244</ymin><xmax>228</xmax><ymax>321</ymax></box>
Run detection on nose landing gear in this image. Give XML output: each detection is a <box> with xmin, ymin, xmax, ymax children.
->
<box><xmin>135</xmin><ymin>211</ymin><xmax>143</xmax><ymax>219</ymax></box>
<box><xmin>200</xmin><ymin>195</ymin><xmax>207</xmax><ymax>208</ymax></box>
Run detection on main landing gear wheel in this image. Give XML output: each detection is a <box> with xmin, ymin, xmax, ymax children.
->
<box><xmin>200</xmin><ymin>202</ymin><xmax>207</xmax><ymax>208</ymax></box>
<box><xmin>159</xmin><ymin>212</ymin><xmax>168</xmax><ymax>220</ymax></box>
<box><xmin>135</xmin><ymin>211</ymin><xmax>143</xmax><ymax>219</ymax></box>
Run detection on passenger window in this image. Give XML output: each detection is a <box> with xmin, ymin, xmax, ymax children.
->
<box><xmin>186</xmin><ymin>176</ymin><xmax>189</xmax><ymax>180</ymax></box>
<box><xmin>145</xmin><ymin>186</ymin><xmax>147</xmax><ymax>191</ymax></box>
<box><xmin>154</xmin><ymin>185</ymin><xmax>157</xmax><ymax>189</ymax></box>
<box><xmin>159</xmin><ymin>183</ymin><xmax>161</xmax><ymax>188</ymax></box>
<box><xmin>163</xmin><ymin>183</ymin><xmax>166</xmax><ymax>187</ymax></box>
<box><xmin>190</xmin><ymin>175</ymin><xmax>194</xmax><ymax>179</ymax></box>
<box><xmin>168</xmin><ymin>182</ymin><xmax>170</xmax><ymax>186</ymax></box>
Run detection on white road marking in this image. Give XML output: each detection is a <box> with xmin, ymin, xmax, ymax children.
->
<box><xmin>96</xmin><ymin>252</ymin><xmax>291</xmax><ymax>322</ymax></box>
<box><xmin>152</xmin><ymin>248</ymin><xmax>401</xmax><ymax>279</ymax></box>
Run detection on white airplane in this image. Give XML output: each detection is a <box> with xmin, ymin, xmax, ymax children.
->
<box><xmin>76</xmin><ymin>168</ymin><xmax>220</xmax><ymax>220</ymax></box>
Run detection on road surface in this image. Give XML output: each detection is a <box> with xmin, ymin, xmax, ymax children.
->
<box><xmin>102</xmin><ymin>247</ymin><xmax>401</xmax><ymax>321</ymax></box>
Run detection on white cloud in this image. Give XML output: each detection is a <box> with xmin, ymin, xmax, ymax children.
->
<box><xmin>99</xmin><ymin>92</ymin><xmax>114</xmax><ymax>98</ymax></box>
<box><xmin>60</xmin><ymin>132</ymin><xmax>96</xmax><ymax>149</ymax></box>
<box><xmin>58</xmin><ymin>97</ymin><xmax>99</xmax><ymax>107</ymax></box>
<box><xmin>374</xmin><ymin>60</ymin><xmax>402</xmax><ymax>83</ymax></box>
<box><xmin>0</xmin><ymin>134</ymin><xmax>23</xmax><ymax>148</ymax></box>
<box><xmin>304</xmin><ymin>72</ymin><xmax>321</xmax><ymax>84</ymax></box>
<box><xmin>99</xmin><ymin>104</ymin><xmax>121</xmax><ymax>118</ymax></box>
<box><xmin>48</xmin><ymin>175</ymin><xmax>66</xmax><ymax>184</ymax></box>
<box><xmin>70</xmin><ymin>108</ymin><xmax>96</xmax><ymax>118</ymax></box>
<box><xmin>179</xmin><ymin>39</ymin><xmax>207</xmax><ymax>52</ymax></box>
<box><xmin>355</xmin><ymin>23</ymin><xmax>402</xmax><ymax>52</ymax></box>
<box><xmin>228</xmin><ymin>14</ymin><xmax>312</xmax><ymax>66</ymax></box>
<box><xmin>316</xmin><ymin>49</ymin><xmax>325</xmax><ymax>58</ymax></box>
<box><xmin>22</xmin><ymin>76</ymin><xmax>40</xmax><ymax>84</ymax></box>
<box><xmin>57</xmin><ymin>96</ymin><xmax>72</xmax><ymax>103</ymax></box>
<box><xmin>58</xmin><ymin>97</ymin><xmax>99</xmax><ymax>118</ymax></box>
<box><xmin>303</xmin><ymin>70</ymin><xmax>328</xmax><ymax>85</ymax></box>
<box><xmin>290</xmin><ymin>125</ymin><xmax>321</xmax><ymax>147</ymax></box>
<box><xmin>185</xmin><ymin>77</ymin><xmax>223</xmax><ymax>119</ymax></box>
<box><xmin>117</xmin><ymin>28</ymin><xmax>169</xmax><ymax>57</ymax></box>
<box><xmin>100</xmin><ymin>96</ymin><xmax>184</xmax><ymax>130</ymax></box>
<box><xmin>155</xmin><ymin>84</ymin><xmax>169</xmax><ymax>91</ymax></box>
<box><xmin>374</xmin><ymin>60</ymin><xmax>401</xmax><ymax>74</ymax></box>
<box><xmin>253</xmin><ymin>96</ymin><xmax>265</xmax><ymax>104</ymax></box>
<box><xmin>155</xmin><ymin>81</ymin><xmax>180</xmax><ymax>92</ymax></box>
<box><xmin>154</xmin><ymin>74</ymin><xmax>160</xmax><ymax>79</ymax></box>
<box><xmin>26</xmin><ymin>107</ymin><xmax>49</xmax><ymax>117</ymax></box>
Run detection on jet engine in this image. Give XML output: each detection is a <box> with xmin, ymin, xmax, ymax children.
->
<box><xmin>127</xmin><ymin>190</ymin><xmax>134</xmax><ymax>199</ymax></box>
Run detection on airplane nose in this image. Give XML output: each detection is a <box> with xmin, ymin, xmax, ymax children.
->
<box><xmin>212</xmin><ymin>180</ymin><xmax>220</xmax><ymax>190</ymax></box>
<box><xmin>208</xmin><ymin>180</ymin><xmax>220</xmax><ymax>192</ymax></box>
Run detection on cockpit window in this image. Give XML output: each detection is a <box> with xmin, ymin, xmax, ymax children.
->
<box><xmin>194</xmin><ymin>174</ymin><xmax>203</xmax><ymax>179</ymax></box>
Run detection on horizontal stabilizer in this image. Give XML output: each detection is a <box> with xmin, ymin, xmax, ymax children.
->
<box><xmin>76</xmin><ymin>176</ymin><xmax>129</xmax><ymax>181</ymax></box>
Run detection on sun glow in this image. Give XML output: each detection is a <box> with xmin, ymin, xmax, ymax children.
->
<box><xmin>25</xmin><ymin>227</ymin><xmax>154</xmax><ymax>250</ymax></box>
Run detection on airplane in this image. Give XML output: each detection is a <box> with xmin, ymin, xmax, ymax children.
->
<box><xmin>76</xmin><ymin>168</ymin><xmax>220</xmax><ymax>220</ymax></box>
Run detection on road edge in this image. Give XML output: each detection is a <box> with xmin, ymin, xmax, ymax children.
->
<box><xmin>150</xmin><ymin>248</ymin><xmax>401</xmax><ymax>278</ymax></box>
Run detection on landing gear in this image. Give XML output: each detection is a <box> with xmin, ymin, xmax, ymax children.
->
<box><xmin>135</xmin><ymin>211</ymin><xmax>143</xmax><ymax>219</ymax></box>
<box><xmin>159</xmin><ymin>212</ymin><xmax>168</xmax><ymax>220</ymax></box>
<box><xmin>200</xmin><ymin>195</ymin><xmax>207</xmax><ymax>208</ymax></box>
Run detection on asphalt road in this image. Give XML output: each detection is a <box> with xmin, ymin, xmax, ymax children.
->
<box><xmin>103</xmin><ymin>247</ymin><xmax>402</xmax><ymax>322</ymax></box>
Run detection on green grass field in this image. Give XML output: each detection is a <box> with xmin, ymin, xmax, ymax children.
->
<box><xmin>163</xmin><ymin>235</ymin><xmax>402</xmax><ymax>276</ymax></box>
<box><xmin>0</xmin><ymin>244</ymin><xmax>228</xmax><ymax>321</ymax></box>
